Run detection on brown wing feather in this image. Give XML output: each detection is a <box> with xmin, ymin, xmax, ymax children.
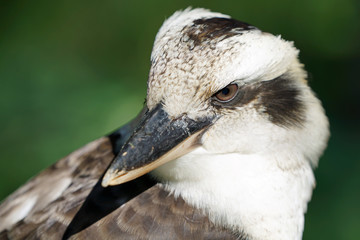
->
<box><xmin>0</xmin><ymin>137</ymin><xmax>114</xmax><ymax>239</ymax></box>
<box><xmin>0</xmin><ymin>137</ymin><xmax>238</xmax><ymax>240</ymax></box>
<box><xmin>71</xmin><ymin>186</ymin><xmax>238</xmax><ymax>240</ymax></box>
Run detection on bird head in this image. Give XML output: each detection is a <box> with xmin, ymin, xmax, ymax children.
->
<box><xmin>102</xmin><ymin>8</ymin><xmax>329</xmax><ymax>187</ymax></box>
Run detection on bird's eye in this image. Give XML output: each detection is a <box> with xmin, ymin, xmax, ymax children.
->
<box><xmin>214</xmin><ymin>84</ymin><xmax>238</xmax><ymax>102</ymax></box>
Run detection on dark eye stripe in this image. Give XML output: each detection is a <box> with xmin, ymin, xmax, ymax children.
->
<box><xmin>211</xmin><ymin>76</ymin><xmax>305</xmax><ymax>128</ymax></box>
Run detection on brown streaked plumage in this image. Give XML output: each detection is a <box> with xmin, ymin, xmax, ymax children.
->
<box><xmin>0</xmin><ymin>137</ymin><xmax>114</xmax><ymax>239</ymax></box>
<box><xmin>0</xmin><ymin>132</ymin><xmax>237</xmax><ymax>240</ymax></box>
<box><xmin>71</xmin><ymin>186</ymin><xmax>238</xmax><ymax>240</ymax></box>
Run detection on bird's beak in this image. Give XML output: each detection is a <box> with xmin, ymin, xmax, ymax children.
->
<box><xmin>102</xmin><ymin>104</ymin><xmax>214</xmax><ymax>187</ymax></box>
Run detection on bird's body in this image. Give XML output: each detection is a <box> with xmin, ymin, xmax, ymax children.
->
<box><xmin>0</xmin><ymin>8</ymin><xmax>329</xmax><ymax>240</ymax></box>
<box><xmin>0</xmin><ymin>137</ymin><xmax>236</xmax><ymax>239</ymax></box>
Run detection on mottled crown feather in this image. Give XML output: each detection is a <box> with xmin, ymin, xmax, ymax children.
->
<box><xmin>147</xmin><ymin>8</ymin><xmax>301</xmax><ymax>118</ymax></box>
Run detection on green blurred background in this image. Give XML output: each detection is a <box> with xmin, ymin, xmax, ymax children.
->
<box><xmin>0</xmin><ymin>0</ymin><xmax>359</xmax><ymax>239</ymax></box>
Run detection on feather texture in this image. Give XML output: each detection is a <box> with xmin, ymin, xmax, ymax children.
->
<box><xmin>0</xmin><ymin>136</ymin><xmax>238</xmax><ymax>240</ymax></box>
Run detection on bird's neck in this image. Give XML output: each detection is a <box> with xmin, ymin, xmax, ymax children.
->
<box><xmin>151</xmin><ymin>147</ymin><xmax>315</xmax><ymax>240</ymax></box>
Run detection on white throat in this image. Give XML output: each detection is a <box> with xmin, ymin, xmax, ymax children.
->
<box><xmin>151</xmin><ymin>147</ymin><xmax>315</xmax><ymax>240</ymax></box>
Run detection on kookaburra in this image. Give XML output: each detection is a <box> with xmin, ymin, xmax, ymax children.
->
<box><xmin>0</xmin><ymin>8</ymin><xmax>329</xmax><ymax>240</ymax></box>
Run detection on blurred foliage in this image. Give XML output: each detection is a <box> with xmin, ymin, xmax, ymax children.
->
<box><xmin>0</xmin><ymin>0</ymin><xmax>359</xmax><ymax>239</ymax></box>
